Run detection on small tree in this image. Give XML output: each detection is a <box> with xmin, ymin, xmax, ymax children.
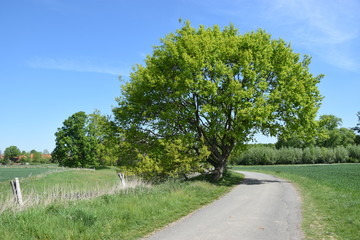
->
<box><xmin>114</xmin><ymin>22</ymin><xmax>323</xmax><ymax>180</ymax></box>
<box><xmin>4</xmin><ymin>146</ymin><xmax>21</xmax><ymax>162</ymax></box>
<box><xmin>52</xmin><ymin>111</ymin><xmax>99</xmax><ymax>168</ymax></box>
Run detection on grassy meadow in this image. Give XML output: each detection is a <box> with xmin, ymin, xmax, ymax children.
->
<box><xmin>0</xmin><ymin>166</ymin><xmax>243</xmax><ymax>240</ymax></box>
<box><xmin>232</xmin><ymin>164</ymin><xmax>360</xmax><ymax>240</ymax></box>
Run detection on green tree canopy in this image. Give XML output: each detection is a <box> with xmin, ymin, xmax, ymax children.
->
<box><xmin>352</xmin><ymin>112</ymin><xmax>360</xmax><ymax>144</ymax></box>
<box><xmin>277</xmin><ymin>114</ymin><xmax>356</xmax><ymax>148</ymax></box>
<box><xmin>52</xmin><ymin>111</ymin><xmax>99</xmax><ymax>168</ymax></box>
<box><xmin>318</xmin><ymin>114</ymin><xmax>342</xmax><ymax>130</ymax></box>
<box><xmin>89</xmin><ymin>111</ymin><xmax>122</xmax><ymax>166</ymax></box>
<box><xmin>114</xmin><ymin>22</ymin><xmax>323</xmax><ymax>180</ymax></box>
<box><xmin>316</xmin><ymin>114</ymin><xmax>355</xmax><ymax>147</ymax></box>
<box><xmin>4</xmin><ymin>146</ymin><xmax>21</xmax><ymax>161</ymax></box>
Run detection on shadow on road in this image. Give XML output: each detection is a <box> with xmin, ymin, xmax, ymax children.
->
<box><xmin>242</xmin><ymin>178</ymin><xmax>287</xmax><ymax>185</ymax></box>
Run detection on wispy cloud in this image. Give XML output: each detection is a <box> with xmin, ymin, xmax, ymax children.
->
<box><xmin>189</xmin><ymin>0</ymin><xmax>360</xmax><ymax>71</ymax></box>
<box><xmin>27</xmin><ymin>57</ymin><xmax>130</xmax><ymax>76</ymax></box>
<box><xmin>267</xmin><ymin>0</ymin><xmax>360</xmax><ymax>71</ymax></box>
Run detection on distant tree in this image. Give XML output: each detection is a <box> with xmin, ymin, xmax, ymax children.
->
<box><xmin>43</xmin><ymin>149</ymin><xmax>50</xmax><ymax>155</ymax></box>
<box><xmin>316</xmin><ymin>115</ymin><xmax>355</xmax><ymax>147</ymax></box>
<box><xmin>275</xmin><ymin>134</ymin><xmax>311</xmax><ymax>149</ymax></box>
<box><xmin>30</xmin><ymin>150</ymin><xmax>43</xmax><ymax>162</ymax></box>
<box><xmin>320</xmin><ymin>128</ymin><xmax>356</xmax><ymax>148</ymax></box>
<box><xmin>4</xmin><ymin>146</ymin><xmax>21</xmax><ymax>161</ymax></box>
<box><xmin>114</xmin><ymin>21</ymin><xmax>323</xmax><ymax>180</ymax></box>
<box><xmin>52</xmin><ymin>111</ymin><xmax>99</xmax><ymax>168</ymax></box>
<box><xmin>277</xmin><ymin>114</ymin><xmax>355</xmax><ymax>148</ymax></box>
<box><xmin>352</xmin><ymin>112</ymin><xmax>360</xmax><ymax>132</ymax></box>
<box><xmin>352</xmin><ymin>112</ymin><xmax>360</xmax><ymax>144</ymax></box>
<box><xmin>89</xmin><ymin>111</ymin><xmax>122</xmax><ymax>166</ymax></box>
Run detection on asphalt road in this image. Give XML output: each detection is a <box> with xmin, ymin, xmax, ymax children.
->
<box><xmin>143</xmin><ymin>171</ymin><xmax>303</xmax><ymax>240</ymax></box>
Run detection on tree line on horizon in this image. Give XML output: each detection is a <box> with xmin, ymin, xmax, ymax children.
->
<box><xmin>0</xmin><ymin>147</ymin><xmax>51</xmax><ymax>165</ymax></box>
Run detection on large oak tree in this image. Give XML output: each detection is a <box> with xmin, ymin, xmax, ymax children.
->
<box><xmin>114</xmin><ymin>22</ymin><xmax>323</xmax><ymax>180</ymax></box>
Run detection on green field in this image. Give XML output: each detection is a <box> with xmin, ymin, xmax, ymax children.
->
<box><xmin>232</xmin><ymin>164</ymin><xmax>360</xmax><ymax>240</ymax></box>
<box><xmin>0</xmin><ymin>165</ymin><xmax>65</xmax><ymax>182</ymax></box>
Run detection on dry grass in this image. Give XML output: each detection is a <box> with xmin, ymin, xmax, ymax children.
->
<box><xmin>1</xmin><ymin>177</ymin><xmax>148</xmax><ymax>214</ymax></box>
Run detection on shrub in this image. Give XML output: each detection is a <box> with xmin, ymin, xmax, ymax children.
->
<box><xmin>302</xmin><ymin>147</ymin><xmax>317</xmax><ymax>164</ymax></box>
<box><xmin>233</xmin><ymin>147</ymin><xmax>276</xmax><ymax>165</ymax></box>
<box><xmin>276</xmin><ymin>148</ymin><xmax>303</xmax><ymax>164</ymax></box>
<box><xmin>320</xmin><ymin>147</ymin><xmax>336</xmax><ymax>164</ymax></box>
<box><xmin>347</xmin><ymin>145</ymin><xmax>360</xmax><ymax>163</ymax></box>
<box><xmin>333</xmin><ymin>146</ymin><xmax>349</xmax><ymax>163</ymax></box>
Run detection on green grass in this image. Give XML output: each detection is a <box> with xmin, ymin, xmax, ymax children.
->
<box><xmin>0</xmin><ymin>171</ymin><xmax>243</xmax><ymax>240</ymax></box>
<box><xmin>232</xmin><ymin>164</ymin><xmax>360</xmax><ymax>240</ymax></box>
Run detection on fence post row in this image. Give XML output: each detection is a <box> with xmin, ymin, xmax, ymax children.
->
<box><xmin>10</xmin><ymin>177</ymin><xmax>23</xmax><ymax>206</ymax></box>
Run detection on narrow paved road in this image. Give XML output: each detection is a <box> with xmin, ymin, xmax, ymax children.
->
<box><xmin>143</xmin><ymin>171</ymin><xmax>303</xmax><ymax>240</ymax></box>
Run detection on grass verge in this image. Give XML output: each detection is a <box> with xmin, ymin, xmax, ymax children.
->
<box><xmin>0</xmin><ymin>171</ymin><xmax>243</xmax><ymax>240</ymax></box>
<box><xmin>232</xmin><ymin>164</ymin><xmax>360</xmax><ymax>240</ymax></box>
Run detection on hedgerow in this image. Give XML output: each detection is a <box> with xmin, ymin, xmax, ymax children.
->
<box><xmin>230</xmin><ymin>145</ymin><xmax>360</xmax><ymax>165</ymax></box>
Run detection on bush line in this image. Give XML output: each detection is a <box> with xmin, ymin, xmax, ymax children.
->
<box><xmin>230</xmin><ymin>145</ymin><xmax>360</xmax><ymax>165</ymax></box>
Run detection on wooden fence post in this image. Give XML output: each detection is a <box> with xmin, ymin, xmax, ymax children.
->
<box><xmin>10</xmin><ymin>177</ymin><xmax>23</xmax><ymax>206</ymax></box>
<box><xmin>117</xmin><ymin>172</ymin><xmax>126</xmax><ymax>187</ymax></box>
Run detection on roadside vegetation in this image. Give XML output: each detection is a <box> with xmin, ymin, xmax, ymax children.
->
<box><xmin>0</xmin><ymin>170</ymin><xmax>242</xmax><ymax>240</ymax></box>
<box><xmin>232</xmin><ymin>164</ymin><xmax>360</xmax><ymax>240</ymax></box>
<box><xmin>0</xmin><ymin>167</ymin><xmax>125</xmax><ymax>212</ymax></box>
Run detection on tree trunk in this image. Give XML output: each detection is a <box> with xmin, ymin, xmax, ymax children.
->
<box><xmin>212</xmin><ymin>160</ymin><xmax>227</xmax><ymax>181</ymax></box>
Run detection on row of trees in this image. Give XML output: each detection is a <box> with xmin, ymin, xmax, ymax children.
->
<box><xmin>0</xmin><ymin>146</ymin><xmax>51</xmax><ymax>164</ymax></box>
<box><xmin>53</xmin><ymin>21</ymin><xmax>324</xmax><ymax>181</ymax></box>
<box><xmin>230</xmin><ymin>145</ymin><xmax>360</xmax><ymax>165</ymax></box>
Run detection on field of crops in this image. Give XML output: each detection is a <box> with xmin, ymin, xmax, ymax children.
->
<box><xmin>0</xmin><ymin>165</ymin><xmax>65</xmax><ymax>182</ymax></box>
<box><xmin>232</xmin><ymin>164</ymin><xmax>360</xmax><ymax>240</ymax></box>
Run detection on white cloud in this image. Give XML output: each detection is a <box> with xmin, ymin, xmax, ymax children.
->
<box><xmin>189</xmin><ymin>0</ymin><xmax>360</xmax><ymax>71</ymax></box>
<box><xmin>268</xmin><ymin>0</ymin><xmax>360</xmax><ymax>71</ymax></box>
<box><xmin>27</xmin><ymin>57</ymin><xmax>130</xmax><ymax>76</ymax></box>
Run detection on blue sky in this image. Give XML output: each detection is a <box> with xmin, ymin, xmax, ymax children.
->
<box><xmin>1</xmin><ymin>0</ymin><xmax>359</xmax><ymax>152</ymax></box>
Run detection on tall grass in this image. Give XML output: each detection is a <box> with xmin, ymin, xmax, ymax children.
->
<box><xmin>0</xmin><ymin>172</ymin><xmax>243</xmax><ymax>240</ymax></box>
<box><xmin>0</xmin><ymin>168</ymin><xmax>145</xmax><ymax>214</ymax></box>
<box><xmin>0</xmin><ymin>178</ymin><xmax>145</xmax><ymax>214</ymax></box>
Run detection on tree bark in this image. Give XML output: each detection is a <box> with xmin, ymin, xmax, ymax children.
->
<box><xmin>211</xmin><ymin>160</ymin><xmax>227</xmax><ymax>181</ymax></box>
